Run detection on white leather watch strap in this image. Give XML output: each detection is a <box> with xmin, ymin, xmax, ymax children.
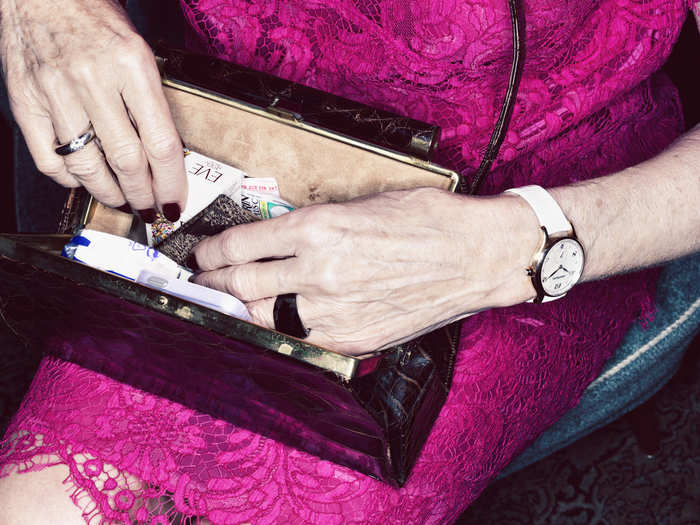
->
<box><xmin>505</xmin><ymin>185</ymin><xmax>572</xmax><ymax>235</ymax></box>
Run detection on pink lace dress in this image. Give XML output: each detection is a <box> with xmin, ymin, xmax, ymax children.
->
<box><xmin>0</xmin><ymin>1</ymin><xmax>692</xmax><ymax>523</ymax></box>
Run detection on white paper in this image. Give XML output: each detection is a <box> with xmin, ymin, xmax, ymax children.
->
<box><xmin>63</xmin><ymin>229</ymin><xmax>192</xmax><ymax>281</ymax></box>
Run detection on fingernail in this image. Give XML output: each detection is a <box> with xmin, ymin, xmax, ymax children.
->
<box><xmin>116</xmin><ymin>204</ymin><xmax>133</xmax><ymax>214</ymax></box>
<box><xmin>138</xmin><ymin>208</ymin><xmax>157</xmax><ymax>224</ymax></box>
<box><xmin>186</xmin><ymin>253</ymin><xmax>200</xmax><ymax>272</ymax></box>
<box><xmin>163</xmin><ymin>203</ymin><xmax>181</xmax><ymax>222</ymax></box>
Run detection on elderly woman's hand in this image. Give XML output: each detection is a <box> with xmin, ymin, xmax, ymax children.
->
<box><xmin>192</xmin><ymin>187</ymin><xmax>538</xmax><ymax>355</ymax></box>
<box><xmin>0</xmin><ymin>0</ymin><xmax>186</xmax><ymax>222</ymax></box>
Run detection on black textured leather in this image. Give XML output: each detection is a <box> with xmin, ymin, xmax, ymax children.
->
<box><xmin>156</xmin><ymin>45</ymin><xmax>441</xmax><ymax>161</ymax></box>
<box><xmin>0</xmin><ymin>236</ymin><xmax>459</xmax><ymax>486</ymax></box>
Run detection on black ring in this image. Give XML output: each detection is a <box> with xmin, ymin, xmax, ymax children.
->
<box><xmin>55</xmin><ymin>126</ymin><xmax>97</xmax><ymax>156</ymax></box>
<box><xmin>273</xmin><ymin>293</ymin><xmax>310</xmax><ymax>339</ymax></box>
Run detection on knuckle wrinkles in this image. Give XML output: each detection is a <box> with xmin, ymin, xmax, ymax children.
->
<box><xmin>36</xmin><ymin>160</ymin><xmax>65</xmax><ymax>178</ymax></box>
<box><xmin>199</xmin><ymin>273</ymin><xmax>214</xmax><ymax>290</ymax></box>
<box><xmin>222</xmin><ymin>231</ymin><xmax>242</xmax><ymax>264</ymax></box>
<box><xmin>248</xmin><ymin>301</ymin><xmax>271</xmax><ymax>326</ymax></box>
<box><xmin>247</xmin><ymin>301</ymin><xmax>263</xmax><ymax>320</ymax></box>
<box><xmin>147</xmin><ymin>135</ymin><xmax>181</xmax><ymax>164</ymax></box>
<box><xmin>107</xmin><ymin>145</ymin><xmax>146</xmax><ymax>175</ymax></box>
<box><xmin>236</xmin><ymin>270</ymin><xmax>256</xmax><ymax>300</ymax></box>
<box><xmin>223</xmin><ymin>267</ymin><xmax>244</xmax><ymax>297</ymax></box>
<box><xmin>67</xmin><ymin>158</ymin><xmax>104</xmax><ymax>181</ymax></box>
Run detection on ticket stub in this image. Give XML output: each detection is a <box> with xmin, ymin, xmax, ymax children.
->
<box><xmin>63</xmin><ymin>229</ymin><xmax>192</xmax><ymax>281</ymax></box>
<box><xmin>147</xmin><ymin>149</ymin><xmax>246</xmax><ymax>245</ymax></box>
<box><xmin>240</xmin><ymin>191</ymin><xmax>295</xmax><ymax>219</ymax></box>
<box><xmin>241</xmin><ymin>178</ymin><xmax>280</xmax><ymax>197</ymax></box>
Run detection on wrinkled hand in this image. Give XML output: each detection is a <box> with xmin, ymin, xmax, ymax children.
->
<box><xmin>0</xmin><ymin>0</ymin><xmax>186</xmax><ymax>220</ymax></box>
<box><xmin>193</xmin><ymin>188</ymin><xmax>537</xmax><ymax>355</ymax></box>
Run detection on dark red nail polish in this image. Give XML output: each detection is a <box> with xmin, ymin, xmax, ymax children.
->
<box><xmin>186</xmin><ymin>253</ymin><xmax>200</xmax><ymax>272</ymax></box>
<box><xmin>138</xmin><ymin>208</ymin><xmax>157</xmax><ymax>223</ymax></box>
<box><xmin>163</xmin><ymin>203</ymin><xmax>181</xmax><ymax>222</ymax></box>
<box><xmin>116</xmin><ymin>204</ymin><xmax>133</xmax><ymax>214</ymax></box>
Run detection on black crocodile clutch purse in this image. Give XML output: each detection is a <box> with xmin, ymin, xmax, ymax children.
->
<box><xmin>0</xmin><ymin>46</ymin><xmax>462</xmax><ymax>486</ymax></box>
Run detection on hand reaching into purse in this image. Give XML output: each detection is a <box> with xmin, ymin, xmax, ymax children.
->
<box><xmin>0</xmin><ymin>0</ymin><xmax>186</xmax><ymax>223</ymax></box>
<box><xmin>191</xmin><ymin>187</ymin><xmax>539</xmax><ymax>355</ymax></box>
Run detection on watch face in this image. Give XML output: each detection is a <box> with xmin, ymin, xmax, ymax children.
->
<box><xmin>540</xmin><ymin>239</ymin><xmax>585</xmax><ymax>296</ymax></box>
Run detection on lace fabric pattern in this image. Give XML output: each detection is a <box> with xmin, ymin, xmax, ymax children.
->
<box><xmin>0</xmin><ymin>0</ymin><xmax>691</xmax><ymax>523</ymax></box>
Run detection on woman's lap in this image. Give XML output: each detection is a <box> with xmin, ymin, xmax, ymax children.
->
<box><xmin>0</xmin><ymin>269</ymin><xmax>657</xmax><ymax>524</ymax></box>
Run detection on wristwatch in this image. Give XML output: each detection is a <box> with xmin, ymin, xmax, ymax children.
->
<box><xmin>505</xmin><ymin>185</ymin><xmax>585</xmax><ymax>303</ymax></box>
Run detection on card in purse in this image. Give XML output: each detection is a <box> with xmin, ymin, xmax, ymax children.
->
<box><xmin>156</xmin><ymin>194</ymin><xmax>258</xmax><ymax>267</ymax></box>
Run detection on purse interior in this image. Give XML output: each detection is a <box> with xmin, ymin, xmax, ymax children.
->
<box><xmin>163</xmin><ymin>83</ymin><xmax>456</xmax><ymax>208</ymax></box>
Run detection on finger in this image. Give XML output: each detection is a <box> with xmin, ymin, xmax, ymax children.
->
<box><xmin>246</xmin><ymin>298</ymin><xmax>275</xmax><ymax>330</ymax></box>
<box><xmin>120</xmin><ymin>48</ymin><xmax>186</xmax><ymax>214</ymax></box>
<box><xmin>79</xmin><ymin>87</ymin><xmax>155</xmax><ymax>213</ymax></box>
<box><xmin>61</xmin><ymin>141</ymin><xmax>126</xmax><ymax>207</ymax></box>
<box><xmin>40</xmin><ymin>75</ymin><xmax>126</xmax><ymax>206</ymax></box>
<box><xmin>194</xmin><ymin>259</ymin><xmax>301</xmax><ymax>302</ymax></box>
<box><xmin>247</xmin><ymin>296</ymin><xmax>323</xmax><ymax>349</ymax></box>
<box><xmin>193</xmin><ymin>216</ymin><xmax>300</xmax><ymax>271</ymax></box>
<box><xmin>14</xmin><ymin>110</ymin><xmax>80</xmax><ymax>188</ymax></box>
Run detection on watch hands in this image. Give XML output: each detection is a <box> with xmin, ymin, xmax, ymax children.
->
<box><xmin>546</xmin><ymin>265</ymin><xmax>565</xmax><ymax>279</ymax></box>
<box><xmin>552</xmin><ymin>265</ymin><xmax>575</xmax><ymax>280</ymax></box>
<box><xmin>546</xmin><ymin>264</ymin><xmax>575</xmax><ymax>281</ymax></box>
